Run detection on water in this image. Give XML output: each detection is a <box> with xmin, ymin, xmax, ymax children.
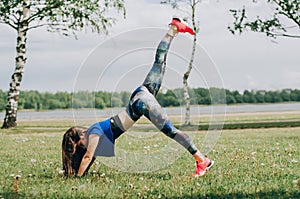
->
<box><xmin>0</xmin><ymin>103</ymin><xmax>299</xmax><ymax>120</ymax></box>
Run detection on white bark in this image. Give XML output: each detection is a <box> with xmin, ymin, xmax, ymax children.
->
<box><xmin>183</xmin><ymin>2</ymin><xmax>197</xmax><ymax>126</ymax></box>
<box><xmin>2</xmin><ymin>0</ymin><xmax>30</xmax><ymax>128</ymax></box>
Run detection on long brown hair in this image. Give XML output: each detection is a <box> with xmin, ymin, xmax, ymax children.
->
<box><xmin>62</xmin><ymin>126</ymin><xmax>95</xmax><ymax>176</ymax></box>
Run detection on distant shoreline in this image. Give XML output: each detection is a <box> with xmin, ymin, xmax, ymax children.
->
<box><xmin>0</xmin><ymin>103</ymin><xmax>299</xmax><ymax>121</ymax></box>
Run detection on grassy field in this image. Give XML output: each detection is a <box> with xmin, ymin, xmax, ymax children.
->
<box><xmin>0</xmin><ymin>113</ymin><xmax>299</xmax><ymax>198</ymax></box>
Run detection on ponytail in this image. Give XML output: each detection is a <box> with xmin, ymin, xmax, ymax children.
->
<box><xmin>62</xmin><ymin>126</ymin><xmax>95</xmax><ymax>176</ymax></box>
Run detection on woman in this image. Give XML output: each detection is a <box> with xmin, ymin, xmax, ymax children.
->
<box><xmin>62</xmin><ymin>18</ymin><xmax>214</xmax><ymax>178</ymax></box>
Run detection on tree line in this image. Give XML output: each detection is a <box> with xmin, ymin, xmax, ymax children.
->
<box><xmin>0</xmin><ymin>88</ymin><xmax>299</xmax><ymax>112</ymax></box>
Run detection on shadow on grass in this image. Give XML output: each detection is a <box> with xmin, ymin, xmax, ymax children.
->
<box><xmin>0</xmin><ymin>192</ymin><xmax>26</xmax><ymax>199</ymax></box>
<box><xmin>168</xmin><ymin>189</ymin><xmax>299</xmax><ymax>199</ymax></box>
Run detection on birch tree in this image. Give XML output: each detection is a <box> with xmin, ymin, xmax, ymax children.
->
<box><xmin>161</xmin><ymin>0</ymin><xmax>200</xmax><ymax>125</ymax></box>
<box><xmin>228</xmin><ymin>0</ymin><xmax>300</xmax><ymax>39</ymax></box>
<box><xmin>0</xmin><ymin>0</ymin><xmax>125</xmax><ymax>129</ymax></box>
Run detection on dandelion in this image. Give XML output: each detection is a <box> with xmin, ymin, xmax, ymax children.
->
<box><xmin>11</xmin><ymin>175</ymin><xmax>21</xmax><ymax>193</ymax></box>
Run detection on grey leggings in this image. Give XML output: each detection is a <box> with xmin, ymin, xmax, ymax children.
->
<box><xmin>115</xmin><ymin>34</ymin><xmax>197</xmax><ymax>155</ymax></box>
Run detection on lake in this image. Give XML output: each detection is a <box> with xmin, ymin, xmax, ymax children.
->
<box><xmin>0</xmin><ymin>103</ymin><xmax>299</xmax><ymax>120</ymax></box>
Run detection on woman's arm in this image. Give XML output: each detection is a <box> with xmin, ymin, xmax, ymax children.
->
<box><xmin>77</xmin><ymin>134</ymin><xmax>99</xmax><ymax>177</ymax></box>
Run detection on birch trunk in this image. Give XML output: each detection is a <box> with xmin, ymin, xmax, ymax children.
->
<box><xmin>2</xmin><ymin>0</ymin><xmax>29</xmax><ymax>129</ymax></box>
<box><xmin>183</xmin><ymin>34</ymin><xmax>196</xmax><ymax>125</ymax></box>
<box><xmin>183</xmin><ymin>4</ymin><xmax>197</xmax><ymax>126</ymax></box>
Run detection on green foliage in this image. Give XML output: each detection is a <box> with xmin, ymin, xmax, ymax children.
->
<box><xmin>1</xmin><ymin>88</ymin><xmax>300</xmax><ymax>111</ymax></box>
<box><xmin>228</xmin><ymin>0</ymin><xmax>300</xmax><ymax>38</ymax></box>
<box><xmin>0</xmin><ymin>0</ymin><xmax>125</xmax><ymax>36</ymax></box>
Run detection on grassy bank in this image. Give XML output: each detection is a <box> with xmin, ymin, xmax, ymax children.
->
<box><xmin>0</xmin><ymin>126</ymin><xmax>299</xmax><ymax>198</ymax></box>
<box><xmin>1</xmin><ymin>111</ymin><xmax>300</xmax><ymax>135</ymax></box>
<box><xmin>0</xmin><ymin>112</ymin><xmax>299</xmax><ymax>198</ymax></box>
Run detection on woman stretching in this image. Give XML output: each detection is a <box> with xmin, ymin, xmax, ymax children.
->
<box><xmin>62</xmin><ymin>18</ymin><xmax>214</xmax><ymax>178</ymax></box>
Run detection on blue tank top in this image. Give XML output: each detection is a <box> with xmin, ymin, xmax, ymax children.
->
<box><xmin>86</xmin><ymin>119</ymin><xmax>115</xmax><ymax>157</ymax></box>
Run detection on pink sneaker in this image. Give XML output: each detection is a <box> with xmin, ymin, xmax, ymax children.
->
<box><xmin>170</xmin><ymin>18</ymin><xmax>194</xmax><ymax>35</ymax></box>
<box><xmin>192</xmin><ymin>158</ymin><xmax>214</xmax><ymax>177</ymax></box>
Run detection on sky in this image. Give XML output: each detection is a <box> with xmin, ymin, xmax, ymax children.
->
<box><xmin>0</xmin><ymin>0</ymin><xmax>299</xmax><ymax>93</ymax></box>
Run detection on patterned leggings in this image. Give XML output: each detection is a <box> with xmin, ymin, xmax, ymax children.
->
<box><xmin>117</xmin><ymin>33</ymin><xmax>197</xmax><ymax>155</ymax></box>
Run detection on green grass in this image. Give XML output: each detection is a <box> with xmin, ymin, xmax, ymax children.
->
<box><xmin>0</xmin><ymin>126</ymin><xmax>299</xmax><ymax>198</ymax></box>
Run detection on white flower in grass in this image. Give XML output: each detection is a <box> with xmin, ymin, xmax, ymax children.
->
<box><xmin>291</xmin><ymin>159</ymin><xmax>298</xmax><ymax>163</ymax></box>
<box><xmin>100</xmin><ymin>173</ymin><xmax>105</xmax><ymax>177</ymax></box>
<box><xmin>56</xmin><ymin>168</ymin><xmax>65</xmax><ymax>175</ymax></box>
<box><xmin>129</xmin><ymin>183</ymin><xmax>135</xmax><ymax>189</ymax></box>
<box><xmin>30</xmin><ymin>159</ymin><xmax>37</xmax><ymax>163</ymax></box>
<box><xmin>260</xmin><ymin>163</ymin><xmax>265</xmax><ymax>166</ymax></box>
<box><xmin>28</xmin><ymin>174</ymin><xmax>32</xmax><ymax>177</ymax></box>
<box><xmin>251</xmin><ymin>152</ymin><xmax>257</xmax><ymax>156</ymax></box>
<box><xmin>292</xmin><ymin>179</ymin><xmax>298</xmax><ymax>184</ymax></box>
<box><xmin>15</xmin><ymin>175</ymin><xmax>21</xmax><ymax>180</ymax></box>
<box><xmin>144</xmin><ymin>185</ymin><xmax>148</xmax><ymax>190</ymax></box>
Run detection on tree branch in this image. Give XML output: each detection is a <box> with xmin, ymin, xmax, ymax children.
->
<box><xmin>25</xmin><ymin>22</ymin><xmax>60</xmax><ymax>31</ymax></box>
<box><xmin>268</xmin><ymin>31</ymin><xmax>300</xmax><ymax>38</ymax></box>
<box><xmin>0</xmin><ymin>20</ymin><xmax>17</xmax><ymax>30</ymax></box>
<box><xmin>272</xmin><ymin>0</ymin><xmax>300</xmax><ymax>28</ymax></box>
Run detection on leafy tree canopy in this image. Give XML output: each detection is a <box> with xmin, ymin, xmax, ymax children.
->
<box><xmin>228</xmin><ymin>0</ymin><xmax>300</xmax><ymax>39</ymax></box>
<box><xmin>0</xmin><ymin>0</ymin><xmax>125</xmax><ymax>36</ymax></box>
